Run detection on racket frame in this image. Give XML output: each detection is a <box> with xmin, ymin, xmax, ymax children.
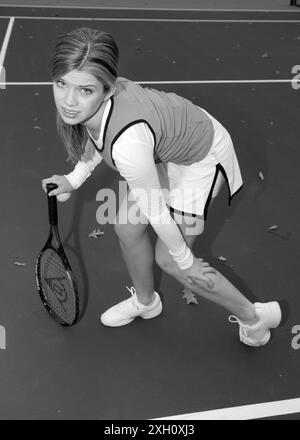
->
<box><xmin>35</xmin><ymin>184</ymin><xmax>79</xmax><ymax>326</ymax></box>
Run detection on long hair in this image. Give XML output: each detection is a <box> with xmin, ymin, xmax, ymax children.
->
<box><xmin>48</xmin><ymin>27</ymin><xmax>119</xmax><ymax>163</ymax></box>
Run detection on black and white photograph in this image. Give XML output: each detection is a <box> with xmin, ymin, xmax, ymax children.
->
<box><xmin>0</xmin><ymin>0</ymin><xmax>299</xmax><ymax>424</ymax></box>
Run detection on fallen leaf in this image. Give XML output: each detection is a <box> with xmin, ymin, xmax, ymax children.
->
<box><xmin>258</xmin><ymin>171</ymin><xmax>264</xmax><ymax>180</ymax></box>
<box><xmin>218</xmin><ymin>256</ymin><xmax>227</xmax><ymax>262</ymax></box>
<box><xmin>14</xmin><ymin>261</ymin><xmax>26</xmax><ymax>267</ymax></box>
<box><xmin>88</xmin><ymin>228</ymin><xmax>104</xmax><ymax>238</ymax></box>
<box><xmin>182</xmin><ymin>288</ymin><xmax>199</xmax><ymax>305</ymax></box>
<box><xmin>268</xmin><ymin>225</ymin><xmax>279</xmax><ymax>231</ymax></box>
<box><xmin>217</xmin><ymin>256</ymin><xmax>234</xmax><ymax>267</ymax></box>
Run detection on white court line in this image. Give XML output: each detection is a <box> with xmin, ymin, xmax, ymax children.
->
<box><xmin>153</xmin><ymin>397</ymin><xmax>300</xmax><ymax>420</ymax></box>
<box><xmin>0</xmin><ymin>79</ymin><xmax>297</xmax><ymax>86</ymax></box>
<box><xmin>0</xmin><ymin>16</ymin><xmax>299</xmax><ymax>23</ymax></box>
<box><xmin>0</xmin><ymin>4</ymin><xmax>298</xmax><ymax>12</ymax></box>
<box><xmin>0</xmin><ymin>17</ymin><xmax>14</xmax><ymax>67</ymax></box>
<box><xmin>134</xmin><ymin>79</ymin><xmax>295</xmax><ymax>85</ymax></box>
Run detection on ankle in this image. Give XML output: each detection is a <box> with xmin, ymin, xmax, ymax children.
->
<box><xmin>137</xmin><ymin>292</ymin><xmax>156</xmax><ymax>306</ymax></box>
<box><xmin>238</xmin><ymin>306</ymin><xmax>259</xmax><ymax>326</ymax></box>
<box><xmin>242</xmin><ymin>316</ymin><xmax>259</xmax><ymax>326</ymax></box>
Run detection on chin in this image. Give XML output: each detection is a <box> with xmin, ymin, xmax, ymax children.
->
<box><xmin>62</xmin><ymin>118</ymin><xmax>80</xmax><ymax>125</ymax></box>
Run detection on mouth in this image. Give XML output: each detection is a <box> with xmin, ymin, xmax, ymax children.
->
<box><xmin>62</xmin><ymin>107</ymin><xmax>80</xmax><ymax>118</ymax></box>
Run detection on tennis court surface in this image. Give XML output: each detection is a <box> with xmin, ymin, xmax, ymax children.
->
<box><xmin>1</xmin><ymin>4</ymin><xmax>300</xmax><ymax>420</ymax></box>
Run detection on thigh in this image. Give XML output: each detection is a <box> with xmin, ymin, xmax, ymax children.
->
<box><xmin>114</xmin><ymin>189</ymin><xmax>149</xmax><ymax>241</ymax></box>
<box><xmin>172</xmin><ymin>210</ymin><xmax>204</xmax><ymax>240</ymax></box>
<box><xmin>212</xmin><ymin>170</ymin><xmax>225</xmax><ymax>198</ymax></box>
<box><xmin>155</xmin><ymin>210</ymin><xmax>204</xmax><ymax>262</ymax></box>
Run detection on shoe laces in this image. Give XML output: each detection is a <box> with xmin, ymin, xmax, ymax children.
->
<box><xmin>125</xmin><ymin>286</ymin><xmax>138</xmax><ymax>302</ymax></box>
<box><xmin>228</xmin><ymin>315</ymin><xmax>250</xmax><ymax>341</ymax></box>
<box><xmin>114</xmin><ymin>286</ymin><xmax>140</xmax><ymax>313</ymax></box>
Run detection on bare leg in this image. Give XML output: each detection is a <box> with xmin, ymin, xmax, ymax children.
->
<box><xmin>114</xmin><ymin>194</ymin><xmax>155</xmax><ymax>305</ymax></box>
<box><xmin>155</xmin><ymin>212</ymin><xmax>257</xmax><ymax>323</ymax></box>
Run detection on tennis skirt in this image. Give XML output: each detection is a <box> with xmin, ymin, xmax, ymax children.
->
<box><xmin>156</xmin><ymin>107</ymin><xmax>243</xmax><ymax>217</ymax></box>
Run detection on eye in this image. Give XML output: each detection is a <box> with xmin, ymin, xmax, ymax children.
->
<box><xmin>56</xmin><ymin>79</ymin><xmax>66</xmax><ymax>88</ymax></box>
<box><xmin>80</xmin><ymin>88</ymin><xmax>93</xmax><ymax>96</ymax></box>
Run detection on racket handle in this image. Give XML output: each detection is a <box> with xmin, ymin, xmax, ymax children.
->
<box><xmin>46</xmin><ymin>183</ymin><xmax>58</xmax><ymax>225</ymax></box>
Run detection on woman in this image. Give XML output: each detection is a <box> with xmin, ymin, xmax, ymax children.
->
<box><xmin>42</xmin><ymin>27</ymin><xmax>281</xmax><ymax>346</ymax></box>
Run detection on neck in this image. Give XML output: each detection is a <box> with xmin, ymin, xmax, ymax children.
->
<box><xmin>82</xmin><ymin>98</ymin><xmax>109</xmax><ymax>139</ymax></box>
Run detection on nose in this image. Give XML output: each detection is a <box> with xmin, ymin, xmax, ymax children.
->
<box><xmin>65</xmin><ymin>87</ymin><xmax>78</xmax><ymax>107</ymax></box>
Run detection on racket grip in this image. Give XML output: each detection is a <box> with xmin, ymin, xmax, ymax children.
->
<box><xmin>46</xmin><ymin>183</ymin><xmax>58</xmax><ymax>225</ymax></box>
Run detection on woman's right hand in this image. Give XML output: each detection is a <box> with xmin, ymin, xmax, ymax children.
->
<box><xmin>42</xmin><ymin>175</ymin><xmax>74</xmax><ymax>197</ymax></box>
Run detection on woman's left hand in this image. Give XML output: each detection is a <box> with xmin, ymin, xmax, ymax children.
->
<box><xmin>179</xmin><ymin>257</ymin><xmax>216</xmax><ymax>290</ymax></box>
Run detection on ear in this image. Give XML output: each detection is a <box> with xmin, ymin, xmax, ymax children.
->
<box><xmin>104</xmin><ymin>84</ymin><xmax>116</xmax><ymax>101</ymax></box>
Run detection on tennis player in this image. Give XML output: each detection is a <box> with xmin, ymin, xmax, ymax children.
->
<box><xmin>42</xmin><ymin>27</ymin><xmax>281</xmax><ymax>346</ymax></box>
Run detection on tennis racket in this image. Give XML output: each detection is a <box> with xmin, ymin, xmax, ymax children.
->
<box><xmin>35</xmin><ymin>183</ymin><xmax>79</xmax><ymax>326</ymax></box>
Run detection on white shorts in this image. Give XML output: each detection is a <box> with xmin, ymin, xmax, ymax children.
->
<box><xmin>156</xmin><ymin>108</ymin><xmax>243</xmax><ymax>218</ymax></box>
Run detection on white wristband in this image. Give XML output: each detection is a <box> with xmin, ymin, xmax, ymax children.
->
<box><xmin>169</xmin><ymin>242</ymin><xmax>194</xmax><ymax>270</ymax></box>
<box><xmin>64</xmin><ymin>161</ymin><xmax>91</xmax><ymax>190</ymax></box>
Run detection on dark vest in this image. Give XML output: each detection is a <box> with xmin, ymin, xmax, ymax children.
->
<box><xmin>88</xmin><ymin>78</ymin><xmax>214</xmax><ymax>170</ymax></box>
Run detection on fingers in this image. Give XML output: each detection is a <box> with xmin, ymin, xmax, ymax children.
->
<box><xmin>192</xmin><ymin>275</ymin><xmax>214</xmax><ymax>290</ymax></box>
<box><xmin>202</xmin><ymin>266</ymin><xmax>216</xmax><ymax>275</ymax></box>
<box><xmin>48</xmin><ymin>188</ymin><xmax>59</xmax><ymax>197</ymax></box>
<box><xmin>187</xmin><ymin>266</ymin><xmax>215</xmax><ymax>289</ymax></box>
<box><xmin>203</xmin><ymin>275</ymin><xmax>214</xmax><ymax>290</ymax></box>
<box><xmin>41</xmin><ymin>175</ymin><xmax>64</xmax><ymax>196</ymax></box>
<box><xmin>197</xmin><ymin>259</ymin><xmax>216</xmax><ymax>275</ymax></box>
<box><xmin>42</xmin><ymin>175</ymin><xmax>57</xmax><ymax>193</ymax></box>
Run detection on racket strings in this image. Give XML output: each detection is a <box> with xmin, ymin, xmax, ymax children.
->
<box><xmin>38</xmin><ymin>248</ymin><xmax>77</xmax><ymax>325</ymax></box>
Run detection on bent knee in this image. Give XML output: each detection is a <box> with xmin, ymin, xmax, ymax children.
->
<box><xmin>113</xmin><ymin>222</ymin><xmax>146</xmax><ymax>244</ymax></box>
<box><xmin>155</xmin><ymin>248</ymin><xmax>177</xmax><ymax>274</ymax></box>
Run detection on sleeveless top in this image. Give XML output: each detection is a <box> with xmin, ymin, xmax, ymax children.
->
<box><xmin>88</xmin><ymin>78</ymin><xmax>214</xmax><ymax>170</ymax></box>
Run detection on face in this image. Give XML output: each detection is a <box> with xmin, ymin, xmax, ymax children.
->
<box><xmin>53</xmin><ymin>69</ymin><xmax>108</xmax><ymax>127</ymax></box>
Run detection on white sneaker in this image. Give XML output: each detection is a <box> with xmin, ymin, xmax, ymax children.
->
<box><xmin>229</xmin><ymin>301</ymin><xmax>282</xmax><ymax>347</ymax></box>
<box><xmin>100</xmin><ymin>286</ymin><xmax>163</xmax><ymax>327</ymax></box>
